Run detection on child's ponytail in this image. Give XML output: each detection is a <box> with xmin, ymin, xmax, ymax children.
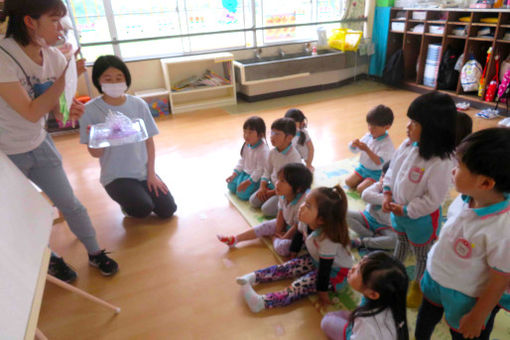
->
<box><xmin>284</xmin><ymin>108</ymin><xmax>307</xmax><ymax>146</ymax></box>
<box><xmin>314</xmin><ymin>185</ymin><xmax>349</xmax><ymax>248</ymax></box>
<box><xmin>349</xmin><ymin>251</ymin><xmax>409</xmax><ymax>340</ymax></box>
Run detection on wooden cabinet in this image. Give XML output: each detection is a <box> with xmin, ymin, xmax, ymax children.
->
<box><xmin>387</xmin><ymin>8</ymin><xmax>510</xmax><ymax>108</ymax></box>
<box><xmin>160</xmin><ymin>52</ymin><xmax>236</xmax><ymax>114</ymax></box>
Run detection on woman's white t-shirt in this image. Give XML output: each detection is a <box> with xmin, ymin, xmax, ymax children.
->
<box><xmin>0</xmin><ymin>38</ymin><xmax>66</xmax><ymax>154</ymax></box>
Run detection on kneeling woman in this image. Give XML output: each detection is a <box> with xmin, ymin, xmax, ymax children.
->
<box><xmin>79</xmin><ymin>55</ymin><xmax>176</xmax><ymax>218</ymax></box>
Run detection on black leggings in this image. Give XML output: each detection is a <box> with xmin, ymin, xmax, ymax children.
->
<box><xmin>105</xmin><ymin>178</ymin><xmax>177</xmax><ymax>218</ymax></box>
<box><xmin>415</xmin><ymin>297</ymin><xmax>500</xmax><ymax>340</ymax></box>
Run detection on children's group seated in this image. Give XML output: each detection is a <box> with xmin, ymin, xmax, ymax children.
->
<box><xmin>219</xmin><ymin>94</ymin><xmax>510</xmax><ymax>340</ymax></box>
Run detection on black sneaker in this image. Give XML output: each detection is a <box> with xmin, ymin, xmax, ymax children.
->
<box><xmin>48</xmin><ymin>254</ymin><xmax>78</xmax><ymax>283</ymax></box>
<box><xmin>88</xmin><ymin>250</ymin><xmax>119</xmax><ymax>276</ymax></box>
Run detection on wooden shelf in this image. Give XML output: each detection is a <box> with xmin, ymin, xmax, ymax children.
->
<box><xmin>387</xmin><ymin>8</ymin><xmax>507</xmax><ymax>110</ymax></box>
<box><xmin>160</xmin><ymin>52</ymin><xmax>236</xmax><ymax>113</ymax></box>
<box><xmin>390</xmin><ymin>30</ymin><xmax>405</xmax><ymax>34</ymax></box>
<box><xmin>469</xmin><ymin>37</ymin><xmax>494</xmax><ymax>41</ymax></box>
<box><xmin>391</xmin><ymin>18</ymin><xmax>406</xmax><ymax>22</ymax></box>
<box><xmin>471</xmin><ymin>23</ymin><xmax>497</xmax><ymax>27</ymax></box>
<box><xmin>171</xmin><ymin>84</ymin><xmax>233</xmax><ymax>96</ymax></box>
<box><xmin>171</xmin><ymin>96</ymin><xmax>236</xmax><ymax>114</ymax></box>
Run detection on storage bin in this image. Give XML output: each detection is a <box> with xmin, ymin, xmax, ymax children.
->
<box><xmin>391</xmin><ymin>22</ymin><xmax>405</xmax><ymax>32</ymax></box>
<box><xmin>412</xmin><ymin>11</ymin><xmax>426</xmax><ymax>20</ymax></box>
<box><xmin>429</xmin><ymin>25</ymin><xmax>444</xmax><ymax>34</ymax></box>
<box><xmin>134</xmin><ymin>88</ymin><xmax>171</xmax><ymax>117</ymax></box>
<box><xmin>328</xmin><ymin>29</ymin><xmax>362</xmax><ymax>51</ymax></box>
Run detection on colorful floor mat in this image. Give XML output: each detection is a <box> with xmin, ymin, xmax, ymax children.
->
<box><xmin>226</xmin><ymin>158</ymin><xmax>510</xmax><ymax>339</ymax></box>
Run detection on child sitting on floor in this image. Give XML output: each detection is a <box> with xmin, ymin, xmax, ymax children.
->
<box><xmin>348</xmin><ymin>162</ymin><xmax>396</xmax><ymax>251</ymax></box>
<box><xmin>284</xmin><ymin>108</ymin><xmax>315</xmax><ymax>171</ymax></box>
<box><xmin>236</xmin><ymin>185</ymin><xmax>353</xmax><ymax>312</ymax></box>
<box><xmin>218</xmin><ymin>163</ymin><xmax>312</xmax><ymax>257</ymax></box>
<box><xmin>346</xmin><ymin>104</ymin><xmax>395</xmax><ymax>194</ymax></box>
<box><xmin>321</xmin><ymin>251</ymin><xmax>409</xmax><ymax>340</ymax></box>
<box><xmin>226</xmin><ymin>116</ymin><xmax>269</xmax><ymax>201</ymax></box>
<box><xmin>249</xmin><ymin>117</ymin><xmax>302</xmax><ymax>218</ymax></box>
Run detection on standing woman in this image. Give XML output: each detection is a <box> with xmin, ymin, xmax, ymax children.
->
<box><xmin>0</xmin><ymin>0</ymin><xmax>118</xmax><ymax>282</ymax></box>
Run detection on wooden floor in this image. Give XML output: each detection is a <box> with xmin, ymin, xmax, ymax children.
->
<box><xmin>38</xmin><ymin>82</ymin><xmax>500</xmax><ymax>339</ymax></box>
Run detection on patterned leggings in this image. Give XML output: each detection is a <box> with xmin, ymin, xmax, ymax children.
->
<box><xmin>394</xmin><ymin>233</ymin><xmax>432</xmax><ymax>281</ymax></box>
<box><xmin>255</xmin><ymin>255</ymin><xmax>323</xmax><ymax>309</ymax></box>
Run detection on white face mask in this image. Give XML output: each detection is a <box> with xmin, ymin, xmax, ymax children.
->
<box><xmin>101</xmin><ymin>82</ymin><xmax>127</xmax><ymax>98</ymax></box>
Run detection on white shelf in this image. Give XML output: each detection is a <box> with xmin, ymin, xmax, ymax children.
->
<box><xmin>171</xmin><ymin>96</ymin><xmax>236</xmax><ymax>114</ymax></box>
<box><xmin>171</xmin><ymin>84</ymin><xmax>234</xmax><ymax>96</ymax></box>
<box><xmin>160</xmin><ymin>52</ymin><xmax>236</xmax><ymax>113</ymax></box>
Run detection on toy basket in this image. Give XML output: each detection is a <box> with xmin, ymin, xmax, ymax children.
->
<box><xmin>328</xmin><ymin>29</ymin><xmax>362</xmax><ymax>52</ymax></box>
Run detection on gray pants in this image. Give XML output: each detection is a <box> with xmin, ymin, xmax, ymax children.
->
<box><xmin>394</xmin><ymin>232</ymin><xmax>431</xmax><ymax>281</ymax></box>
<box><xmin>253</xmin><ymin>219</ymin><xmax>291</xmax><ymax>257</ymax></box>
<box><xmin>249</xmin><ymin>192</ymin><xmax>278</xmax><ymax>218</ymax></box>
<box><xmin>347</xmin><ymin>210</ymin><xmax>396</xmax><ymax>250</ymax></box>
<box><xmin>8</xmin><ymin>135</ymin><xmax>100</xmax><ymax>254</ymax></box>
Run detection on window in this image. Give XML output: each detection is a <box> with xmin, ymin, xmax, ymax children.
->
<box><xmin>68</xmin><ymin>0</ymin><xmax>363</xmax><ymax>61</ymax></box>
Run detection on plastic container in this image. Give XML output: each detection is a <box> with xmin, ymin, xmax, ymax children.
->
<box><xmin>134</xmin><ymin>88</ymin><xmax>170</xmax><ymax>117</ymax></box>
<box><xmin>391</xmin><ymin>22</ymin><xmax>405</xmax><ymax>32</ymax></box>
<box><xmin>328</xmin><ymin>29</ymin><xmax>362</xmax><ymax>52</ymax></box>
<box><xmin>429</xmin><ymin>25</ymin><xmax>445</xmax><ymax>34</ymax></box>
<box><xmin>412</xmin><ymin>11</ymin><xmax>427</xmax><ymax>20</ymax></box>
<box><xmin>89</xmin><ymin>115</ymin><xmax>149</xmax><ymax>149</ymax></box>
<box><xmin>452</xmin><ymin>27</ymin><xmax>466</xmax><ymax>36</ymax></box>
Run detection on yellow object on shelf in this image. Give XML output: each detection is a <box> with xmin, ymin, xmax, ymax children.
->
<box><xmin>480</xmin><ymin>17</ymin><xmax>498</xmax><ymax>23</ymax></box>
<box><xmin>328</xmin><ymin>29</ymin><xmax>362</xmax><ymax>52</ymax></box>
<box><xmin>459</xmin><ymin>16</ymin><xmax>471</xmax><ymax>22</ymax></box>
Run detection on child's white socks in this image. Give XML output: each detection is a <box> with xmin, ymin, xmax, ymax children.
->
<box><xmin>241</xmin><ymin>283</ymin><xmax>265</xmax><ymax>313</ymax></box>
<box><xmin>236</xmin><ymin>272</ymin><xmax>257</xmax><ymax>286</ymax></box>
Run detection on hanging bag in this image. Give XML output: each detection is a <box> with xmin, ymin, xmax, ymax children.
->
<box><xmin>485</xmin><ymin>55</ymin><xmax>500</xmax><ymax>102</ymax></box>
<box><xmin>461</xmin><ymin>57</ymin><xmax>482</xmax><ymax>92</ymax></box>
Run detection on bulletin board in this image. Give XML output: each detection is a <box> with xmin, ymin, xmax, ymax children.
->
<box><xmin>0</xmin><ymin>151</ymin><xmax>53</xmax><ymax>339</ymax></box>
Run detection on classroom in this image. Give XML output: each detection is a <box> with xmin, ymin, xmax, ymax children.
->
<box><xmin>1</xmin><ymin>0</ymin><xmax>510</xmax><ymax>339</ymax></box>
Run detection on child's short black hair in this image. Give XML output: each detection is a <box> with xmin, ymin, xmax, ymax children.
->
<box><xmin>92</xmin><ymin>55</ymin><xmax>132</xmax><ymax>93</ymax></box>
<box><xmin>285</xmin><ymin>108</ymin><xmax>306</xmax><ymax>123</ymax></box>
<box><xmin>278</xmin><ymin>163</ymin><xmax>313</xmax><ymax>194</ymax></box>
<box><xmin>455</xmin><ymin>111</ymin><xmax>473</xmax><ymax>146</ymax></box>
<box><xmin>241</xmin><ymin>116</ymin><xmax>266</xmax><ymax>155</ymax></box>
<box><xmin>243</xmin><ymin>116</ymin><xmax>266</xmax><ymax>137</ymax></box>
<box><xmin>285</xmin><ymin>108</ymin><xmax>307</xmax><ymax>145</ymax></box>
<box><xmin>271</xmin><ymin>118</ymin><xmax>296</xmax><ymax>136</ymax></box>
<box><xmin>366</xmin><ymin>105</ymin><xmax>394</xmax><ymax>126</ymax></box>
<box><xmin>382</xmin><ymin>161</ymin><xmax>390</xmax><ymax>174</ymax></box>
<box><xmin>456</xmin><ymin>127</ymin><xmax>510</xmax><ymax>193</ymax></box>
<box><xmin>2</xmin><ymin>0</ymin><xmax>66</xmax><ymax>46</ymax></box>
<box><xmin>407</xmin><ymin>92</ymin><xmax>456</xmax><ymax>160</ymax></box>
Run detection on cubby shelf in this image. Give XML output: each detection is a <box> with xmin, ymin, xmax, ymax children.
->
<box><xmin>160</xmin><ymin>52</ymin><xmax>236</xmax><ymax>114</ymax></box>
<box><xmin>387</xmin><ymin>7</ymin><xmax>510</xmax><ymax>110</ymax></box>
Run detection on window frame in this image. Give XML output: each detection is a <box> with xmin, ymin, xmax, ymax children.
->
<box><xmin>66</xmin><ymin>0</ymin><xmax>366</xmax><ymax>63</ymax></box>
